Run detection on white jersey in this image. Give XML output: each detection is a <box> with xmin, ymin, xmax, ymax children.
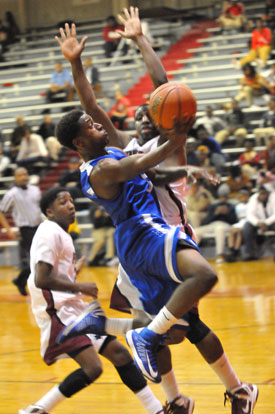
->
<box><xmin>140</xmin><ymin>137</ymin><xmax>187</xmax><ymax>227</ymax></box>
<box><xmin>28</xmin><ymin>220</ymin><xmax>107</xmax><ymax>364</ymax></box>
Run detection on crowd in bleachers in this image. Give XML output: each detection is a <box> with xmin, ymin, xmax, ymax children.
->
<box><xmin>0</xmin><ymin>0</ymin><xmax>274</xmax><ymax>281</ymax></box>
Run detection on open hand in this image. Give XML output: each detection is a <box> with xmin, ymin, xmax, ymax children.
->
<box><xmin>79</xmin><ymin>282</ymin><xmax>98</xmax><ymax>298</ymax></box>
<box><xmin>55</xmin><ymin>23</ymin><xmax>87</xmax><ymax>62</ymax></box>
<box><xmin>159</xmin><ymin>115</ymin><xmax>195</xmax><ymax>146</ymax></box>
<box><xmin>116</xmin><ymin>6</ymin><xmax>142</xmax><ymax>40</ymax></box>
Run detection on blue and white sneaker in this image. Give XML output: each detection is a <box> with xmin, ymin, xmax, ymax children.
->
<box><xmin>126</xmin><ymin>327</ymin><xmax>162</xmax><ymax>383</ymax></box>
<box><xmin>57</xmin><ymin>301</ymin><xmax>106</xmax><ymax>344</ymax></box>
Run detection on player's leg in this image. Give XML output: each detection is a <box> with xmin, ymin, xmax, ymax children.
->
<box><xmin>126</xmin><ymin>247</ymin><xmax>217</xmax><ymax>382</ymax></box>
<box><xmin>157</xmin><ymin>345</ymin><xmax>194</xmax><ymax>414</ymax></box>
<box><xmin>186</xmin><ymin>314</ymin><xmax>258</xmax><ymax>414</ymax></box>
<box><xmin>101</xmin><ymin>338</ymin><xmax>165</xmax><ymax>414</ymax></box>
<box><xmin>19</xmin><ymin>345</ymin><xmax>101</xmax><ymax>414</ymax></box>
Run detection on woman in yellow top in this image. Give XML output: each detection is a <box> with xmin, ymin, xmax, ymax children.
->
<box><xmin>234</xmin><ymin>63</ymin><xmax>272</xmax><ymax>107</ymax></box>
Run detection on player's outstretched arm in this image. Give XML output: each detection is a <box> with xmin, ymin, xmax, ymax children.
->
<box><xmin>55</xmin><ymin>23</ymin><xmax>129</xmax><ymax>148</ymax></box>
<box><xmin>148</xmin><ymin>165</ymin><xmax>220</xmax><ymax>186</ymax></box>
<box><xmin>35</xmin><ymin>261</ymin><xmax>98</xmax><ymax>297</ymax></box>
<box><xmin>117</xmin><ymin>7</ymin><xmax>168</xmax><ymax>88</ymax></box>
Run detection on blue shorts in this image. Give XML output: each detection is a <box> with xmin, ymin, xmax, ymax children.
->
<box><xmin>115</xmin><ymin>214</ymin><xmax>199</xmax><ymax>316</ymax></box>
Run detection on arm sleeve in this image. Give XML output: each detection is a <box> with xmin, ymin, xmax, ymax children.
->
<box><xmin>246</xmin><ymin>196</ymin><xmax>260</xmax><ymax>226</ymax></box>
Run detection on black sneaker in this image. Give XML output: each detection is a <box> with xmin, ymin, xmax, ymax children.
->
<box><xmin>224</xmin><ymin>383</ymin><xmax>258</xmax><ymax>414</ymax></box>
<box><xmin>12</xmin><ymin>278</ymin><xmax>28</xmax><ymax>296</ymax></box>
<box><xmin>166</xmin><ymin>395</ymin><xmax>194</xmax><ymax>414</ymax></box>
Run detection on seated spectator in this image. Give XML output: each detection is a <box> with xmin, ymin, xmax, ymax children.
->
<box><xmin>253</xmin><ymin>99</ymin><xmax>275</xmax><ymax>146</ymax></box>
<box><xmin>233</xmin><ymin>19</ymin><xmax>272</xmax><ymax>69</ymax></box>
<box><xmin>102</xmin><ymin>15</ymin><xmax>127</xmax><ymax>60</ymax></box>
<box><xmin>257</xmin><ymin>162</ymin><xmax>275</xmax><ymax>193</ymax></box>
<box><xmin>37</xmin><ymin>114</ymin><xmax>62</xmax><ymax>160</ymax></box>
<box><xmin>196</xmin><ymin>126</ymin><xmax>225</xmax><ymax>174</ymax></box>
<box><xmin>47</xmin><ymin>62</ymin><xmax>74</xmax><ymax>103</ymax></box>
<box><xmin>109</xmin><ymin>91</ymin><xmax>132</xmax><ymax>130</ymax></box>
<box><xmin>83</xmin><ymin>57</ymin><xmax>101</xmax><ymax>98</ymax></box>
<box><xmin>5</xmin><ymin>11</ymin><xmax>20</xmax><ymax>44</ymax></box>
<box><xmin>224</xmin><ymin>188</ymin><xmax>251</xmax><ymax>262</ymax></box>
<box><xmin>233</xmin><ymin>63</ymin><xmax>271</xmax><ymax>107</ymax></box>
<box><xmin>238</xmin><ymin>139</ymin><xmax>262</xmax><ymax>178</ymax></box>
<box><xmin>186</xmin><ymin>180</ymin><xmax>214</xmax><ymax>229</ymax></box>
<box><xmin>0</xmin><ymin>143</ymin><xmax>10</xmax><ymax>180</ymax></box>
<box><xmin>226</xmin><ymin>165</ymin><xmax>252</xmax><ymax>200</ymax></box>
<box><xmin>265</xmin><ymin>63</ymin><xmax>275</xmax><ymax>92</ymax></box>
<box><xmin>242</xmin><ymin>185</ymin><xmax>275</xmax><ymax>260</ymax></box>
<box><xmin>195</xmin><ymin>183</ymin><xmax>237</xmax><ymax>264</ymax></box>
<box><xmin>218</xmin><ymin>0</ymin><xmax>246</xmax><ymax>31</ymax></box>
<box><xmin>58</xmin><ymin>157</ymin><xmax>83</xmax><ymax>201</ymax></box>
<box><xmin>262</xmin><ymin>135</ymin><xmax>275</xmax><ymax>168</ymax></box>
<box><xmin>194</xmin><ymin>106</ymin><xmax>226</xmax><ymax>137</ymax></box>
<box><xmin>186</xmin><ymin>137</ymin><xmax>199</xmax><ymax>165</ymax></box>
<box><xmin>16</xmin><ymin>125</ymin><xmax>49</xmax><ymax>171</ymax></box>
<box><xmin>215</xmin><ymin>99</ymin><xmax>247</xmax><ymax>146</ymax></box>
<box><xmin>88</xmin><ymin>201</ymin><xmax>117</xmax><ymax>267</ymax></box>
<box><xmin>10</xmin><ymin>115</ymin><xmax>28</xmax><ymax>161</ymax></box>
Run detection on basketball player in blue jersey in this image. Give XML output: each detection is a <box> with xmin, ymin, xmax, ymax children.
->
<box><xmin>55</xmin><ymin>10</ymin><xmax>259</xmax><ymax>414</ymax></box>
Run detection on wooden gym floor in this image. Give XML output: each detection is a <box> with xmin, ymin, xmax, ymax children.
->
<box><xmin>0</xmin><ymin>258</ymin><xmax>274</xmax><ymax>413</ymax></box>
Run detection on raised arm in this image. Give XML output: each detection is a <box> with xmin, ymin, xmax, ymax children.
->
<box><xmin>55</xmin><ymin>24</ymin><xmax>128</xmax><ymax>148</ymax></box>
<box><xmin>116</xmin><ymin>7</ymin><xmax>168</xmax><ymax>88</ymax></box>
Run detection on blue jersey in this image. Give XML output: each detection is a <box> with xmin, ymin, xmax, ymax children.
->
<box><xmin>80</xmin><ymin>147</ymin><xmax>199</xmax><ymax>315</ymax></box>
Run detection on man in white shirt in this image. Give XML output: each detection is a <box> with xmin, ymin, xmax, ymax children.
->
<box><xmin>242</xmin><ymin>186</ymin><xmax>275</xmax><ymax>260</ymax></box>
<box><xmin>194</xmin><ymin>106</ymin><xmax>226</xmax><ymax>137</ymax></box>
<box><xmin>0</xmin><ymin>167</ymin><xmax>43</xmax><ymax>295</ymax></box>
<box><xmin>16</xmin><ymin>124</ymin><xmax>49</xmax><ymax>172</ymax></box>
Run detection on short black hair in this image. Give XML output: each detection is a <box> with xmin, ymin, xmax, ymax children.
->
<box><xmin>55</xmin><ymin>109</ymin><xmax>84</xmax><ymax>150</ymax></box>
<box><xmin>134</xmin><ymin>103</ymin><xmax>149</xmax><ymax>119</ymax></box>
<box><xmin>40</xmin><ymin>186</ymin><xmax>68</xmax><ymax>216</ymax></box>
<box><xmin>243</xmin><ymin>63</ymin><xmax>256</xmax><ymax>76</ymax></box>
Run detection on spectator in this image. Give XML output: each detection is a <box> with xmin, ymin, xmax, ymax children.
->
<box><xmin>88</xmin><ymin>202</ymin><xmax>117</xmax><ymax>267</ymax></box>
<box><xmin>224</xmin><ymin>188</ymin><xmax>251</xmax><ymax>262</ymax></box>
<box><xmin>226</xmin><ymin>165</ymin><xmax>252</xmax><ymax>200</ymax></box>
<box><xmin>10</xmin><ymin>115</ymin><xmax>27</xmax><ymax>161</ymax></box>
<box><xmin>58</xmin><ymin>156</ymin><xmax>83</xmax><ymax>201</ymax></box>
<box><xmin>218</xmin><ymin>0</ymin><xmax>246</xmax><ymax>31</ymax></box>
<box><xmin>215</xmin><ymin>99</ymin><xmax>247</xmax><ymax>146</ymax></box>
<box><xmin>262</xmin><ymin>135</ymin><xmax>275</xmax><ymax>168</ymax></box>
<box><xmin>186</xmin><ymin>180</ymin><xmax>214</xmax><ymax>229</ymax></box>
<box><xmin>186</xmin><ymin>137</ymin><xmax>199</xmax><ymax>165</ymax></box>
<box><xmin>195</xmin><ymin>183</ymin><xmax>237</xmax><ymax>264</ymax></box>
<box><xmin>233</xmin><ymin>63</ymin><xmax>271</xmax><ymax>107</ymax></box>
<box><xmin>5</xmin><ymin>11</ymin><xmax>20</xmax><ymax>44</ymax></box>
<box><xmin>102</xmin><ymin>15</ymin><xmax>127</xmax><ymax>60</ymax></box>
<box><xmin>253</xmin><ymin>99</ymin><xmax>275</xmax><ymax>146</ymax></box>
<box><xmin>109</xmin><ymin>91</ymin><xmax>132</xmax><ymax>130</ymax></box>
<box><xmin>0</xmin><ymin>167</ymin><xmax>43</xmax><ymax>295</ymax></box>
<box><xmin>16</xmin><ymin>125</ymin><xmax>49</xmax><ymax>171</ymax></box>
<box><xmin>194</xmin><ymin>106</ymin><xmax>226</xmax><ymax>137</ymax></box>
<box><xmin>242</xmin><ymin>185</ymin><xmax>275</xmax><ymax>260</ymax></box>
<box><xmin>265</xmin><ymin>63</ymin><xmax>275</xmax><ymax>90</ymax></box>
<box><xmin>238</xmin><ymin>139</ymin><xmax>262</xmax><ymax>178</ymax></box>
<box><xmin>83</xmin><ymin>57</ymin><xmax>101</xmax><ymax>98</ymax></box>
<box><xmin>47</xmin><ymin>62</ymin><xmax>74</xmax><ymax>103</ymax></box>
<box><xmin>196</xmin><ymin>126</ymin><xmax>225</xmax><ymax>174</ymax></box>
<box><xmin>0</xmin><ymin>19</ymin><xmax>9</xmax><ymax>52</ymax></box>
<box><xmin>233</xmin><ymin>19</ymin><xmax>272</xmax><ymax>69</ymax></box>
<box><xmin>257</xmin><ymin>160</ymin><xmax>275</xmax><ymax>192</ymax></box>
<box><xmin>37</xmin><ymin>114</ymin><xmax>62</xmax><ymax>160</ymax></box>
<box><xmin>0</xmin><ymin>143</ymin><xmax>10</xmax><ymax>177</ymax></box>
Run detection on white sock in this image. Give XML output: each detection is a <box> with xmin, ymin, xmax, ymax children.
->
<box><xmin>34</xmin><ymin>386</ymin><xmax>65</xmax><ymax>411</ymax></box>
<box><xmin>210</xmin><ymin>353</ymin><xmax>241</xmax><ymax>392</ymax></box>
<box><xmin>148</xmin><ymin>306</ymin><xmax>178</xmax><ymax>335</ymax></box>
<box><xmin>105</xmin><ymin>318</ymin><xmax>133</xmax><ymax>336</ymax></box>
<box><xmin>135</xmin><ymin>385</ymin><xmax>163</xmax><ymax>414</ymax></box>
<box><xmin>161</xmin><ymin>369</ymin><xmax>181</xmax><ymax>402</ymax></box>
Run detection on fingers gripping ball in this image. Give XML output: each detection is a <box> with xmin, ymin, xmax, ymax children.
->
<box><xmin>149</xmin><ymin>82</ymin><xmax>197</xmax><ymax>130</ymax></box>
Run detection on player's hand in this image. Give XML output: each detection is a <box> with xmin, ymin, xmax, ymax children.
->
<box><xmin>159</xmin><ymin>115</ymin><xmax>195</xmax><ymax>146</ymax></box>
<box><xmin>116</xmin><ymin>6</ymin><xmax>142</xmax><ymax>40</ymax></box>
<box><xmin>79</xmin><ymin>282</ymin><xmax>98</xmax><ymax>298</ymax></box>
<box><xmin>185</xmin><ymin>166</ymin><xmax>220</xmax><ymax>185</ymax></box>
<box><xmin>55</xmin><ymin>23</ymin><xmax>87</xmax><ymax>62</ymax></box>
<box><xmin>76</xmin><ymin>256</ymin><xmax>86</xmax><ymax>274</ymax></box>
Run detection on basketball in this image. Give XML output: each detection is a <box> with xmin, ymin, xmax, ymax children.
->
<box><xmin>149</xmin><ymin>82</ymin><xmax>197</xmax><ymax>130</ymax></box>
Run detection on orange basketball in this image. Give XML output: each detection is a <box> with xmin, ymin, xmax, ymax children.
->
<box><xmin>149</xmin><ymin>82</ymin><xmax>197</xmax><ymax>130</ymax></box>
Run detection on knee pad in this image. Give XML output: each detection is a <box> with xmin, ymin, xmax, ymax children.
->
<box><xmin>186</xmin><ymin>313</ymin><xmax>210</xmax><ymax>344</ymax></box>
